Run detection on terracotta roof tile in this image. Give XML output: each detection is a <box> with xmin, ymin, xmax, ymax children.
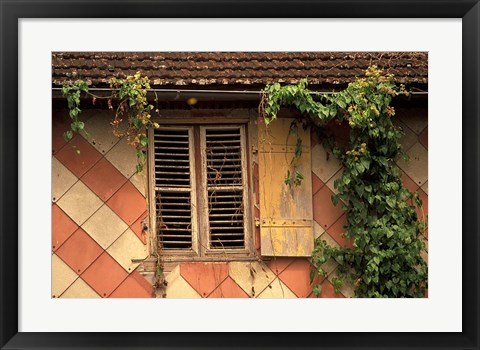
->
<box><xmin>52</xmin><ymin>52</ymin><xmax>428</xmax><ymax>87</ymax></box>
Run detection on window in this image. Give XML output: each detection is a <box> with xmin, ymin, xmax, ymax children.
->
<box><xmin>149</xmin><ymin>124</ymin><xmax>254</xmax><ymax>261</ymax></box>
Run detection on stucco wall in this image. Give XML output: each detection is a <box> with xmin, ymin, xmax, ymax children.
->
<box><xmin>52</xmin><ymin>106</ymin><xmax>427</xmax><ymax>298</ymax></box>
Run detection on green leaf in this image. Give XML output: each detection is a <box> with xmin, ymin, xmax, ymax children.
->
<box><xmin>332</xmin><ymin>194</ymin><xmax>339</xmax><ymax>206</ymax></box>
<box><xmin>360</xmin><ymin>158</ymin><xmax>370</xmax><ymax>170</ymax></box>
<box><xmin>136</xmin><ymin>150</ymin><xmax>146</xmax><ymax>160</ymax></box>
<box><xmin>294</xmin><ymin>138</ymin><xmax>303</xmax><ymax>158</ymax></box>
<box><xmin>139</xmin><ymin>135</ymin><xmax>148</xmax><ymax>147</ymax></box>
<box><xmin>63</xmin><ymin>130</ymin><xmax>73</xmax><ymax>142</ymax></box>
<box><xmin>336</xmin><ymin>99</ymin><xmax>346</xmax><ymax>109</ymax></box>
<box><xmin>309</xmin><ymin>270</ymin><xmax>315</xmax><ymax>284</ymax></box>
<box><xmin>312</xmin><ymin>284</ymin><xmax>322</xmax><ymax>296</ymax></box>
<box><xmin>386</xmin><ymin>196</ymin><xmax>396</xmax><ymax>208</ymax></box>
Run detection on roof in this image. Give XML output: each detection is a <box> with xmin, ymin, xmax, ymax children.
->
<box><xmin>52</xmin><ymin>52</ymin><xmax>428</xmax><ymax>88</ymax></box>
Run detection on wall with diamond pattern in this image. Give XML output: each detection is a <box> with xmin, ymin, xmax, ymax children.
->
<box><xmin>52</xmin><ymin>105</ymin><xmax>427</xmax><ymax>298</ymax></box>
<box><xmin>52</xmin><ymin>109</ymin><xmax>152</xmax><ymax>298</ymax></box>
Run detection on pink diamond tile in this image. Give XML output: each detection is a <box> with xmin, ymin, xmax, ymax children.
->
<box><xmin>326</xmin><ymin>214</ymin><xmax>354</xmax><ymax>249</ymax></box>
<box><xmin>52</xmin><ymin>204</ymin><xmax>78</xmax><ymax>251</ymax></box>
<box><xmin>311</xmin><ymin>128</ymin><xmax>320</xmax><ymax>148</ymax></box>
<box><xmin>267</xmin><ymin>258</ymin><xmax>295</xmax><ymax>275</ymax></box>
<box><xmin>313</xmin><ymin>186</ymin><xmax>344</xmax><ymax>229</ymax></box>
<box><xmin>309</xmin><ymin>280</ymin><xmax>345</xmax><ymax>298</ymax></box>
<box><xmin>130</xmin><ymin>211</ymin><xmax>148</xmax><ymax>244</ymax></box>
<box><xmin>312</xmin><ymin>172</ymin><xmax>324</xmax><ymax>195</ymax></box>
<box><xmin>52</xmin><ymin>111</ymin><xmax>72</xmax><ymax>154</ymax></box>
<box><xmin>252</xmin><ymin>161</ymin><xmax>259</xmax><ymax>178</ymax></box>
<box><xmin>325</xmin><ymin>119</ymin><xmax>350</xmax><ymax>149</ymax></box>
<box><xmin>419</xmin><ymin>127</ymin><xmax>428</xmax><ymax>149</ymax></box>
<box><xmin>81</xmin><ymin>252</ymin><xmax>128</xmax><ymax>297</ymax></box>
<box><xmin>278</xmin><ymin>259</ymin><xmax>324</xmax><ymax>298</ymax></box>
<box><xmin>110</xmin><ymin>272</ymin><xmax>153</xmax><ymax>298</ymax></box>
<box><xmin>107</xmin><ymin>181</ymin><xmax>146</xmax><ymax>226</ymax></box>
<box><xmin>81</xmin><ymin>158</ymin><xmax>128</xmax><ymax>201</ymax></box>
<box><xmin>416</xmin><ymin>189</ymin><xmax>428</xmax><ymax>238</ymax></box>
<box><xmin>55</xmin><ymin>135</ymin><xmax>102</xmax><ymax>178</ymax></box>
<box><xmin>255</xmin><ymin>227</ymin><xmax>261</xmax><ymax>252</ymax></box>
<box><xmin>254</xmin><ymin>205</ymin><xmax>260</xmax><ymax>219</ymax></box>
<box><xmin>180</xmin><ymin>262</ymin><xmax>228</xmax><ymax>297</ymax></box>
<box><xmin>56</xmin><ymin>227</ymin><xmax>103</xmax><ymax>275</ymax></box>
<box><xmin>402</xmin><ymin>171</ymin><xmax>419</xmax><ymax>194</ymax></box>
<box><xmin>253</xmin><ymin>161</ymin><xmax>259</xmax><ymax>205</ymax></box>
<box><xmin>130</xmin><ymin>270</ymin><xmax>154</xmax><ymax>294</ymax></box>
<box><xmin>208</xmin><ymin>276</ymin><xmax>249</xmax><ymax>298</ymax></box>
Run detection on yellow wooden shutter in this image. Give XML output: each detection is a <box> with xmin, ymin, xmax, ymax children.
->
<box><xmin>258</xmin><ymin>117</ymin><xmax>314</xmax><ymax>257</ymax></box>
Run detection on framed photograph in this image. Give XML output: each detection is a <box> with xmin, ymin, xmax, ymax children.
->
<box><xmin>1</xmin><ymin>1</ymin><xmax>479</xmax><ymax>349</ymax></box>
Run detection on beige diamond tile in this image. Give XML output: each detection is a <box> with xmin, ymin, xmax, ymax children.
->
<box><xmin>396</xmin><ymin>107</ymin><xmax>428</xmax><ymax>135</ymax></box>
<box><xmin>80</xmin><ymin>111</ymin><xmax>120</xmax><ymax>154</ymax></box>
<box><xmin>318</xmin><ymin>232</ymin><xmax>340</xmax><ymax>276</ymax></box>
<box><xmin>165</xmin><ymin>265</ymin><xmax>201</xmax><ymax>298</ymax></box>
<box><xmin>314</xmin><ymin>221</ymin><xmax>326</xmax><ymax>239</ymax></box>
<box><xmin>396</xmin><ymin>143</ymin><xmax>428</xmax><ymax>186</ymax></box>
<box><xmin>52</xmin><ymin>157</ymin><xmax>78</xmax><ymax>203</ymax></box>
<box><xmin>419</xmin><ymin>235</ymin><xmax>428</xmax><ymax>263</ymax></box>
<box><xmin>319</xmin><ymin>231</ymin><xmax>340</xmax><ymax>248</ymax></box>
<box><xmin>421</xmin><ymin>181</ymin><xmax>428</xmax><ymax>194</ymax></box>
<box><xmin>229</xmin><ymin>261</ymin><xmax>276</xmax><ymax>298</ymax></box>
<box><xmin>328</xmin><ymin>268</ymin><xmax>355</xmax><ymax>298</ymax></box>
<box><xmin>105</xmin><ymin>137</ymin><xmax>137</xmax><ymax>179</ymax></box>
<box><xmin>392</xmin><ymin>117</ymin><xmax>418</xmax><ymax>152</ymax></box>
<box><xmin>56</xmin><ymin>181</ymin><xmax>103</xmax><ymax>225</ymax></box>
<box><xmin>107</xmin><ymin>228</ymin><xmax>148</xmax><ymax>272</ymax></box>
<box><xmin>52</xmin><ymin>254</ymin><xmax>77</xmax><ymax>298</ymax></box>
<box><xmin>82</xmin><ymin>205</ymin><xmax>128</xmax><ymax>249</ymax></box>
<box><xmin>256</xmin><ymin>278</ymin><xmax>297</xmax><ymax>298</ymax></box>
<box><xmin>311</xmin><ymin>143</ymin><xmax>341</xmax><ymax>183</ymax></box>
<box><xmin>326</xmin><ymin>168</ymin><xmax>343</xmax><ymax>194</ymax></box>
<box><xmin>130</xmin><ymin>170</ymin><xmax>147</xmax><ymax>197</ymax></box>
<box><xmin>61</xmin><ymin>277</ymin><xmax>101</xmax><ymax>298</ymax></box>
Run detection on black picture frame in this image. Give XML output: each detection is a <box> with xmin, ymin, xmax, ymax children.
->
<box><xmin>1</xmin><ymin>1</ymin><xmax>479</xmax><ymax>349</ymax></box>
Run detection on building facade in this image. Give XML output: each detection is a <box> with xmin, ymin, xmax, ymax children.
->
<box><xmin>51</xmin><ymin>52</ymin><xmax>428</xmax><ymax>298</ymax></box>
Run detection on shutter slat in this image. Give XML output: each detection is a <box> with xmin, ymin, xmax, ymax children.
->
<box><xmin>155</xmin><ymin>165</ymin><xmax>190</xmax><ymax>169</ymax></box>
<box><xmin>157</xmin><ymin>209</ymin><xmax>191</xmax><ymax>213</ymax></box>
<box><xmin>210</xmin><ymin>232</ymin><xmax>243</xmax><ymax>237</ymax></box>
<box><xmin>204</xmin><ymin>127</ymin><xmax>245</xmax><ymax>249</ymax></box>
<box><xmin>206</xmin><ymin>133</ymin><xmax>241</xmax><ymax>138</ymax></box>
<box><xmin>154</xmin><ymin>140</ymin><xmax>189</xmax><ymax>144</ymax></box>
<box><xmin>209</xmin><ymin>213</ymin><xmax>243</xmax><ymax>217</ymax></box>
<box><xmin>207</xmin><ymin>170</ymin><xmax>242</xmax><ymax>175</ymax></box>
<box><xmin>155</xmin><ymin>159</ymin><xmax>190</xmax><ymax>163</ymax></box>
<box><xmin>158</xmin><ymin>228</ymin><xmax>192</xmax><ymax>232</ymax></box>
<box><xmin>156</xmin><ymin>171</ymin><xmax>190</xmax><ymax>175</ymax></box>
<box><xmin>154</xmin><ymin>127</ymin><xmax>194</xmax><ymax>250</ymax></box>
<box><xmin>208</xmin><ymin>146</ymin><xmax>242</xmax><ymax>150</ymax></box>
<box><xmin>155</xmin><ymin>152</ymin><xmax>190</xmax><ymax>157</ymax></box>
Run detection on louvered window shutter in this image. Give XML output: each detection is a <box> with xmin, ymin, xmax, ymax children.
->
<box><xmin>202</xmin><ymin>126</ymin><xmax>248</xmax><ymax>250</ymax></box>
<box><xmin>258</xmin><ymin>118</ymin><xmax>314</xmax><ymax>257</ymax></box>
<box><xmin>153</xmin><ymin>127</ymin><xmax>198</xmax><ymax>251</ymax></box>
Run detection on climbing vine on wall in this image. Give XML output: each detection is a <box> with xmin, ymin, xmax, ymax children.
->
<box><xmin>260</xmin><ymin>66</ymin><xmax>428</xmax><ymax>297</ymax></box>
<box><xmin>61</xmin><ymin>72</ymin><xmax>159</xmax><ymax>172</ymax></box>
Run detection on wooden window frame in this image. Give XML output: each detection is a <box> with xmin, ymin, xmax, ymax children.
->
<box><xmin>148</xmin><ymin>118</ymin><xmax>256</xmax><ymax>262</ymax></box>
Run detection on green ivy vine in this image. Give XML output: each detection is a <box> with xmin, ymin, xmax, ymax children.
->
<box><xmin>261</xmin><ymin>66</ymin><xmax>428</xmax><ymax>297</ymax></box>
<box><xmin>61</xmin><ymin>72</ymin><xmax>159</xmax><ymax>172</ymax></box>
